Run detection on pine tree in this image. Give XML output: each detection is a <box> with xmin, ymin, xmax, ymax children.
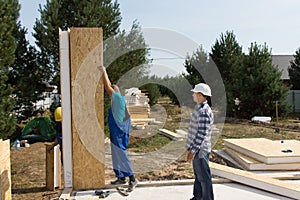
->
<box><xmin>104</xmin><ymin>22</ymin><xmax>150</xmax><ymax>85</ymax></box>
<box><xmin>141</xmin><ymin>82</ymin><xmax>161</xmax><ymax>106</ymax></box>
<box><xmin>183</xmin><ymin>46</ymin><xmax>208</xmax><ymax>86</ymax></box>
<box><xmin>160</xmin><ymin>75</ymin><xmax>194</xmax><ymax>106</ymax></box>
<box><xmin>240</xmin><ymin>43</ymin><xmax>289</xmax><ymax>118</ymax></box>
<box><xmin>183</xmin><ymin>46</ymin><xmax>227</xmax><ymax>113</ymax></box>
<box><xmin>33</xmin><ymin>0</ymin><xmax>122</xmax><ymax>86</ymax></box>
<box><xmin>288</xmin><ymin>48</ymin><xmax>300</xmax><ymax>90</ymax></box>
<box><xmin>9</xmin><ymin>23</ymin><xmax>48</xmax><ymax>122</ymax></box>
<box><xmin>0</xmin><ymin>0</ymin><xmax>20</xmax><ymax>139</ymax></box>
<box><xmin>210</xmin><ymin>31</ymin><xmax>244</xmax><ymax>117</ymax></box>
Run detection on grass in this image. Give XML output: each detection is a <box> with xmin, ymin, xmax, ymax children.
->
<box><xmin>129</xmin><ymin>133</ymin><xmax>171</xmax><ymax>152</ymax></box>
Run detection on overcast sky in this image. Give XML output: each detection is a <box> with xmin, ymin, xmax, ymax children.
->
<box><xmin>19</xmin><ymin>0</ymin><xmax>300</xmax><ymax>76</ymax></box>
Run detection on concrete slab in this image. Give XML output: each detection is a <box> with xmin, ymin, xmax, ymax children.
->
<box><xmin>73</xmin><ymin>183</ymin><xmax>294</xmax><ymax>200</ymax></box>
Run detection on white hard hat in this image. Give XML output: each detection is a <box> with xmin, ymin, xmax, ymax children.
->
<box><xmin>191</xmin><ymin>83</ymin><xmax>212</xmax><ymax>96</ymax></box>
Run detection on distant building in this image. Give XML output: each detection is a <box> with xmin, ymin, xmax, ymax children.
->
<box><xmin>271</xmin><ymin>55</ymin><xmax>294</xmax><ymax>83</ymax></box>
<box><xmin>34</xmin><ymin>83</ymin><xmax>60</xmax><ymax>110</ymax></box>
<box><xmin>272</xmin><ymin>55</ymin><xmax>300</xmax><ymax>113</ymax></box>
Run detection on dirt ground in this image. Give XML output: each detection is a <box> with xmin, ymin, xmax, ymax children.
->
<box><xmin>10</xmin><ymin>100</ymin><xmax>300</xmax><ymax>199</ymax></box>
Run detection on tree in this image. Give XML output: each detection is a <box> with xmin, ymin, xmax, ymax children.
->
<box><xmin>183</xmin><ymin>46</ymin><xmax>227</xmax><ymax>115</ymax></box>
<box><xmin>239</xmin><ymin>43</ymin><xmax>289</xmax><ymax>118</ymax></box>
<box><xmin>9</xmin><ymin>23</ymin><xmax>49</xmax><ymax>122</ymax></box>
<box><xmin>141</xmin><ymin>82</ymin><xmax>161</xmax><ymax>106</ymax></box>
<box><xmin>33</xmin><ymin>0</ymin><xmax>122</xmax><ymax>86</ymax></box>
<box><xmin>0</xmin><ymin>0</ymin><xmax>20</xmax><ymax>139</ymax></box>
<box><xmin>289</xmin><ymin>48</ymin><xmax>300</xmax><ymax>90</ymax></box>
<box><xmin>210</xmin><ymin>31</ymin><xmax>244</xmax><ymax>117</ymax></box>
<box><xmin>104</xmin><ymin>22</ymin><xmax>150</xmax><ymax>86</ymax></box>
<box><xmin>159</xmin><ymin>75</ymin><xmax>193</xmax><ymax>106</ymax></box>
<box><xmin>183</xmin><ymin>46</ymin><xmax>208</xmax><ymax>86</ymax></box>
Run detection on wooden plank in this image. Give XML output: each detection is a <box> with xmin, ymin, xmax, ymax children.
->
<box><xmin>131</xmin><ymin>122</ymin><xmax>147</xmax><ymax>125</ymax></box>
<box><xmin>212</xmin><ymin>149</ymin><xmax>245</xmax><ymax>170</ymax></box>
<box><xmin>0</xmin><ymin>139</ymin><xmax>11</xmax><ymax>200</ymax></box>
<box><xmin>127</xmin><ymin>105</ymin><xmax>150</xmax><ymax>108</ymax></box>
<box><xmin>128</xmin><ymin>111</ymin><xmax>150</xmax><ymax>114</ymax></box>
<box><xmin>127</xmin><ymin>107</ymin><xmax>150</xmax><ymax>111</ymax></box>
<box><xmin>159</xmin><ymin>129</ymin><xmax>183</xmax><ymax>140</ymax></box>
<box><xmin>131</xmin><ymin>118</ymin><xmax>155</xmax><ymax>123</ymax></box>
<box><xmin>224</xmin><ymin>138</ymin><xmax>300</xmax><ymax>164</ymax></box>
<box><xmin>225</xmin><ymin>147</ymin><xmax>300</xmax><ymax>171</ymax></box>
<box><xmin>130</xmin><ymin>113</ymin><xmax>150</xmax><ymax>119</ymax></box>
<box><xmin>59</xmin><ymin>29</ymin><xmax>73</xmax><ymax>188</ymax></box>
<box><xmin>210</xmin><ymin>162</ymin><xmax>300</xmax><ymax>199</ymax></box>
<box><xmin>70</xmin><ymin>27</ymin><xmax>105</xmax><ymax>190</ymax></box>
<box><xmin>46</xmin><ymin>145</ymin><xmax>62</xmax><ymax>191</ymax></box>
<box><xmin>46</xmin><ymin>144</ymin><xmax>55</xmax><ymax>190</ymax></box>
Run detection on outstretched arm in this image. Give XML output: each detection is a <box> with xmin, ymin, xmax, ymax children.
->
<box><xmin>98</xmin><ymin>66</ymin><xmax>114</xmax><ymax>97</ymax></box>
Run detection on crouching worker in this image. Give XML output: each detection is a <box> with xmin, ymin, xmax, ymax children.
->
<box><xmin>98</xmin><ymin>66</ymin><xmax>138</xmax><ymax>192</ymax></box>
<box><xmin>48</xmin><ymin>106</ymin><xmax>63</xmax><ymax>164</ymax></box>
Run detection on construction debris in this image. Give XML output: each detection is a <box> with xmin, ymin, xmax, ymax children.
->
<box><xmin>125</xmin><ymin>88</ymin><xmax>152</xmax><ymax>129</ymax></box>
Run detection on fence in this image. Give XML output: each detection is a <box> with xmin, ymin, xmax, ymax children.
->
<box><xmin>287</xmin><ymin>90</ymin><xmax>300</xmax><ymax>113</ymax></box>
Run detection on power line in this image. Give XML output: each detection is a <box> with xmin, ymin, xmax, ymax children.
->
<box><xmin>151</xmin><ymin>57</ymin><xmax>184</xmax><ymax>60</ymax></box>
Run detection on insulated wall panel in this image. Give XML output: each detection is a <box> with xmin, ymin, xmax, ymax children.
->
<box><xmin>224</xmin><ymin>138</ymin><xmax>300</xmax><ymax>164</ymax></box>
<box><xmin>69</xmin><ymin>27</ymin><xmax>105</xmax><ymax>190</ymax></box>
<box><xmin>225</xmin><ymin>147</ymin><xmax>300</xmax><ymax>171</ymax></box>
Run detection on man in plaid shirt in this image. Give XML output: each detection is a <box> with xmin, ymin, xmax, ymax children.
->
<box><xmin>186</xmin><ymin>83</ymin><xmax>214</xmax><ymax>200</ymax></box>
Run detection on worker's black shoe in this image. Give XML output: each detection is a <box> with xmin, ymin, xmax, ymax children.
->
<box><xmin>127</xmin><ymin>179</ymin><xmax>138</xmax><ymax>192</ymax></box>
<box><xmin>95</xmin><ymin>190</ymin><xmax>110</xmax><ymax>198</ymax></box>
<box><xmin>110</xmin><ymin>178</ymin><xmax>126</xmax><ymax>185</ymax></box>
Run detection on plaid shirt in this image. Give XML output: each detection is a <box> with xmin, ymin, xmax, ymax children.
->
<box><xmin>185</xmin><ymin>101</ymin><xmax>214</xmax><ymax>155</ymax></box>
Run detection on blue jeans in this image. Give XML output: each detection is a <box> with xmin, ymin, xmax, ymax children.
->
<box><xmin>192</xmin><ymin>151</ymin><xmax>214</xmax><ymax>200</ymax></box>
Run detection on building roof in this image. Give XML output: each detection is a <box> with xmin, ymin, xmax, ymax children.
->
<box><xmin>272</xmin><ymin>55</ymin><xmax>294</xmax><ymax>80</ymax></box>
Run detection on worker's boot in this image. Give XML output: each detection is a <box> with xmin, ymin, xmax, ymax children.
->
<box><xmin>110</xmin><ymin>177</ymin><xmax>126</xmax><ymax>185</ymax></box>
<box><xmin>126</xmin><ymin>179</ymin><xmax>138</xmax><ymax>192</ymax></box>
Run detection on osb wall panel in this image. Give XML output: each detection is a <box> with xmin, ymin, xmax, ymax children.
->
<box><xmin>69</xmin><ymin>27</ymin><xmax>104</xmax><ymax>190</ymax></box>
<box><xmin>0</xmin><ymin>140</ymin><xmax>11</xmax><ymax>200</ymax></box>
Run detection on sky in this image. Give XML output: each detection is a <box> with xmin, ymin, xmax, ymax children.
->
<box><xmin>19</xmin><ymin>0</ymin><xmax>300</xmax><ymax>76</ymax></box>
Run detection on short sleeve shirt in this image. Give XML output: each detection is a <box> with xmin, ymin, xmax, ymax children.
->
<box><xmin>111</xmin><ymin>91</ymin><xmax>126</xmax><ymax>123</ymax></box>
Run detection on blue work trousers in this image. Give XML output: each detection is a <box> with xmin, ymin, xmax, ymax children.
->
<box><xmin>108</xmin><ymin>108</ymin><xmax>134</xmax><ymax>178</ymax></box>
